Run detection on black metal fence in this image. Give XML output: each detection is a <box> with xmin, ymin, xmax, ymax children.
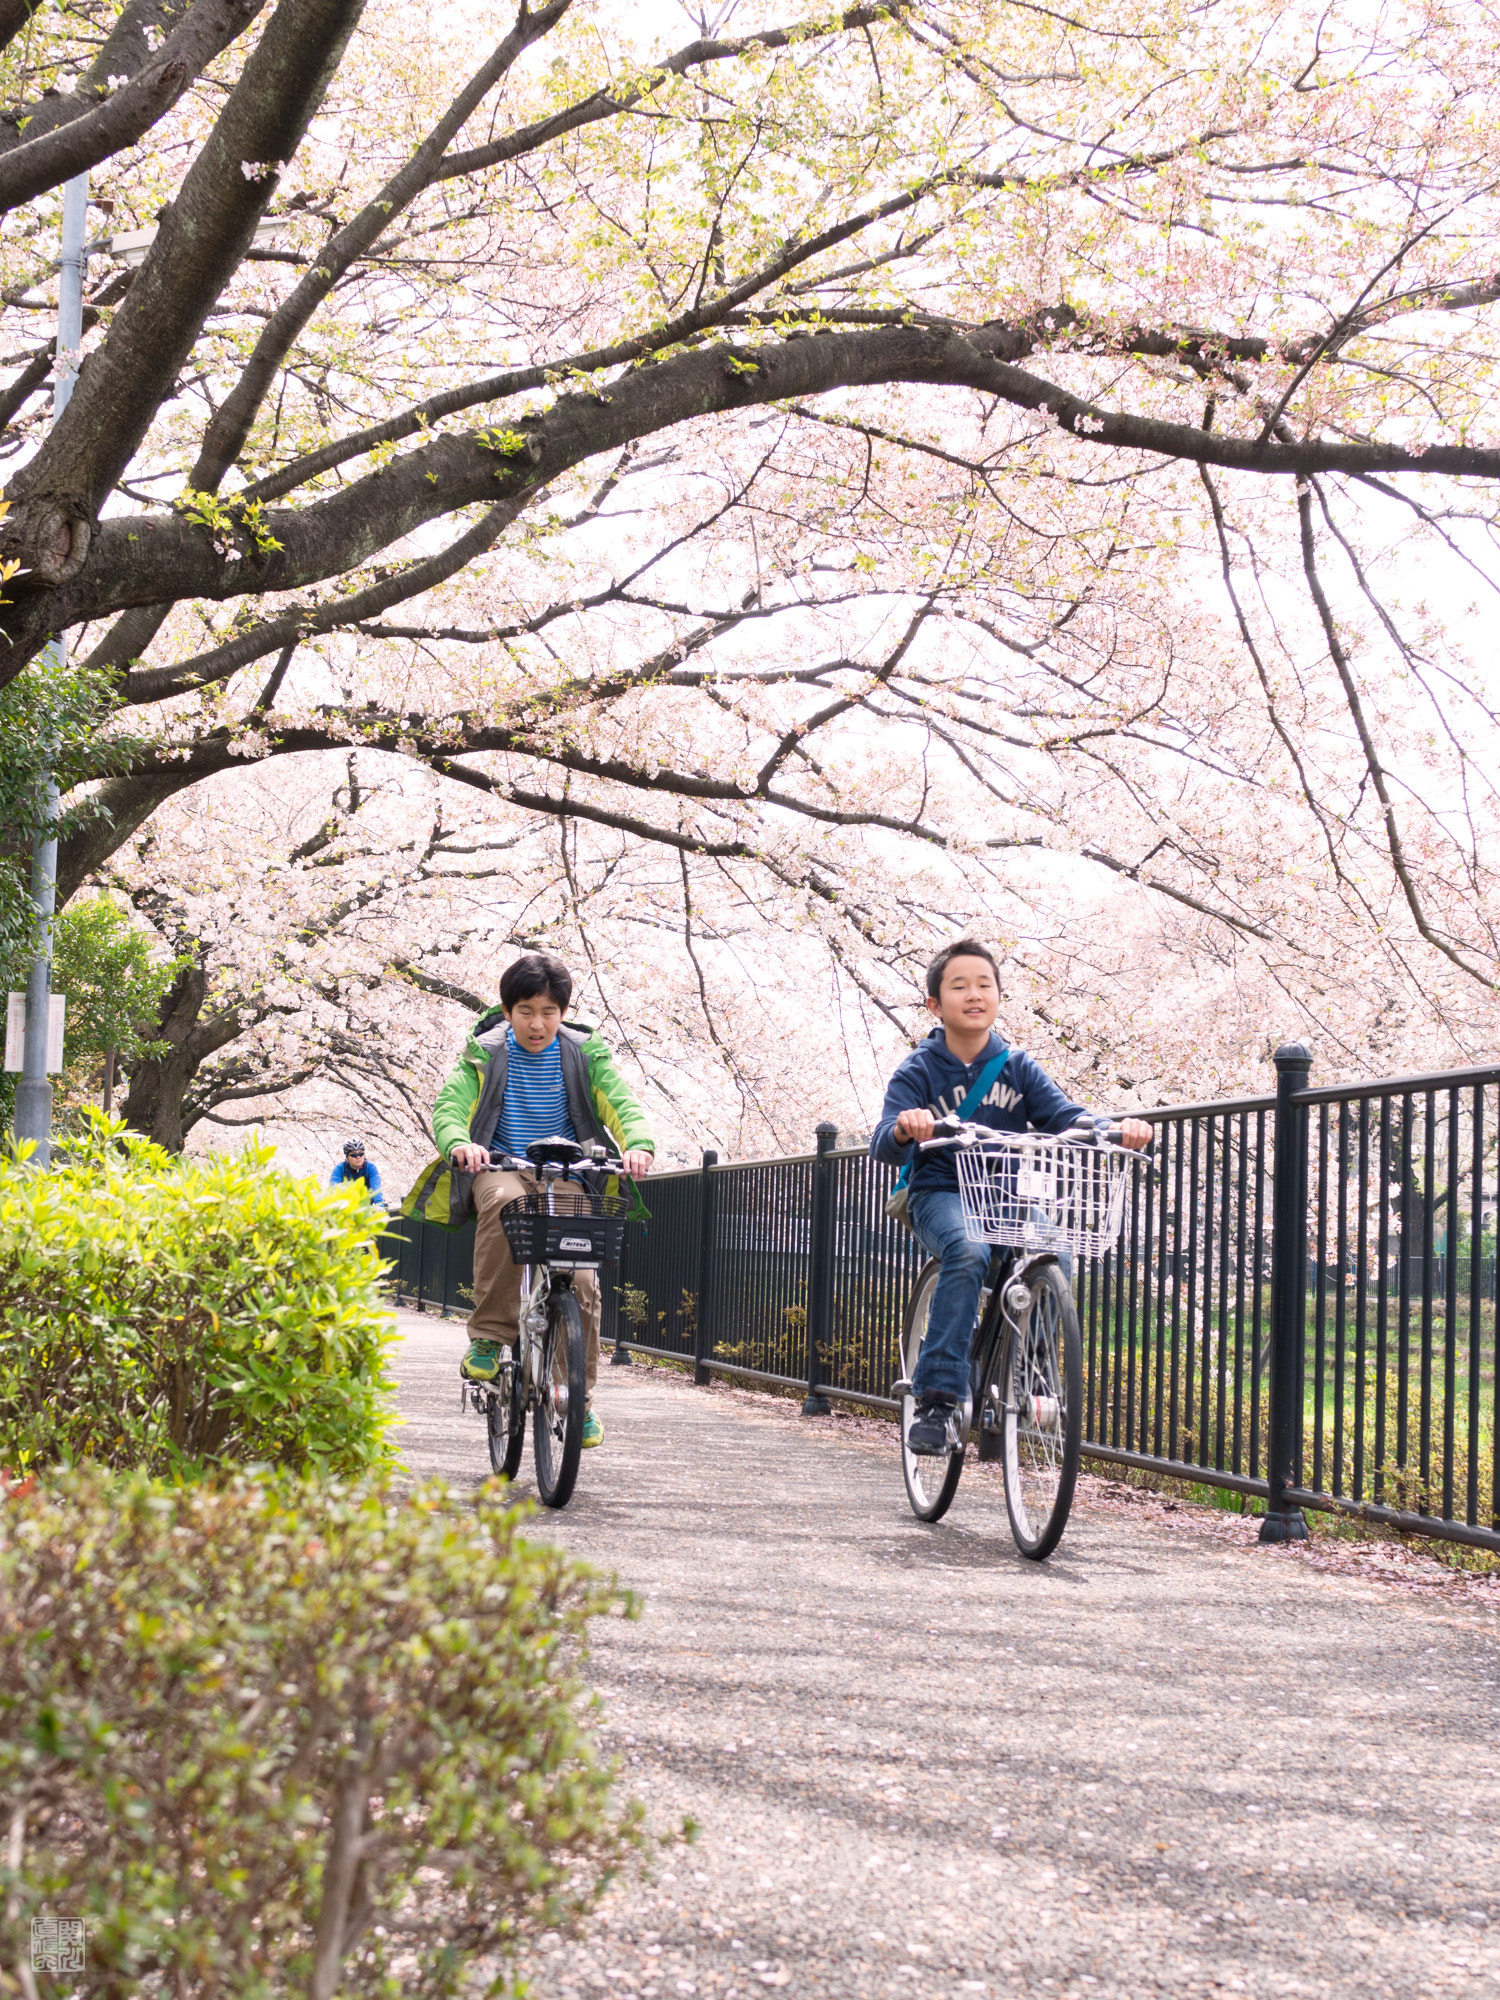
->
<box><xmin>383</xmin><ymin>1045</ymin><xmax>1500</xmax><ymax>1553</ymax></box>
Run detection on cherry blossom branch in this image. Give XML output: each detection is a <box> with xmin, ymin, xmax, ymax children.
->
<box><xmin>1198</xmin><ymin>462</ymin><xmax>1354</xmax><ymax>890</ymax></box>
<box><xmin>1294</xmin><ymin>478</ymin><xmax>1497</xmax><ymax>989</ymax></box>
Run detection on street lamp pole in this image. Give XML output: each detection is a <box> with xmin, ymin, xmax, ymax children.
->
<box><xmin>12</xmin><ymin>171</ymin><xmax>87</xmax><ymax>1167</ymax></box>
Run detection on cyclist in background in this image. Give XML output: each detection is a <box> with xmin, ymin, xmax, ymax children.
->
<box><xmin>435</xmin><ymin>951</ymin><xmax>654</xmax><ymax>1450</ymax></box>
<box><xmin>330</xmin><ymin>1138</ymin><xmax>385</xmax><ymax>1207</ymax></box>
<box><xmin>870</xmin><ymin>939</ymin><xmax>1150</xmax><ymax>1453</ymax></box>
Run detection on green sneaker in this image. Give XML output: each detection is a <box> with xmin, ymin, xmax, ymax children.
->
<box><xmin>581</xmin><ymin>1406</ymin><xmax>604</xmax><ymax>1449</ymax></box>
<box><xmin>460</xmin><ymin>1339</ymin><xmax>503</xmax><ymax>1383</ymax></box>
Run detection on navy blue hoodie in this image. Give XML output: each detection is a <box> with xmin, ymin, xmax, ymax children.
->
<box><xmin>869</xmin><ymin>1028</ymin><xmax>1102</xmax><ymax>1196</ymax></box>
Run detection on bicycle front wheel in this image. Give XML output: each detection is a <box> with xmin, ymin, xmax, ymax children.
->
<box><xmin>533</xmin><ymin>1289</ymin><xmax>586</xmax><ymax>1509</ymax></box>
<box><xmin>998</xmin><ymin>1260</ymin><xmax>1082</xmax><ymax>1561</ymax></box>
<box><xmin>486</xmin><ymin>1361</ymin><xmax>525</xmax><ymax>1480</ymax></box>
<box><xmin>898</xmin><ymin>1258</ymin><xmax>966</xmax><ymax>1524</ymax></box>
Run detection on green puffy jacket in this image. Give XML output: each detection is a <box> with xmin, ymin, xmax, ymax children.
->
<box><xmin>408</xmin><ymin>1010</ymin><xmax>654</xmax><ymax>1228</ymax></box>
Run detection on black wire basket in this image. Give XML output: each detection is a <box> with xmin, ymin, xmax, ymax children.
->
<box><xmin>499</xmin><ymin>1183</ymin><xmax>629</xmax><ymax>1266</ymax></box>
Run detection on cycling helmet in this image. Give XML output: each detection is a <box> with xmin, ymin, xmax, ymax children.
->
<box><xmin>343</xmin><ymin>1137</ymin><xmax>366</xmax><ymax>1156</ymax></box>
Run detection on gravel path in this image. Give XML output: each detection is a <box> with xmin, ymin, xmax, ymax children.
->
<box><xmin>393</xmin><ymin>1309</ymin><xmax>1500</xmax><ymax>2000</ymax></box>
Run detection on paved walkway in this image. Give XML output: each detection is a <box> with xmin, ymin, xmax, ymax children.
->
<box><xmin>393</xmin><ymin>1310</ymin><xmax>1500</xmax><ymax>2000</ymax></box>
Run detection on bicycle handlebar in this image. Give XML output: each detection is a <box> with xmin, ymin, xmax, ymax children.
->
<box><xmin>918</xmin><ymin>1118</ymin><xmax>1146</xmax><ymax>1155</ymax></box>
<box><xmin>486</xmin><ymin>1140</ymin><xmax>627</xmax><ymax>1177</ymax></box>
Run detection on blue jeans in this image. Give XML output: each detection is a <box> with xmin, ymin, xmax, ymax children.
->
<box><xmin>907</xmin><ymin>1190</ymin><xmax>1075</xmax><ymax>1402</ymax></box>
<box><xmin>908</xmin><ymin>1189</ymin><xmax>991</xmax><ymax>1403</ymax></box>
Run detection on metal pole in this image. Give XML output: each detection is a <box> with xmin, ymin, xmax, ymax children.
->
<box><xmin>693</xmin><ymin>1149</ymin><xmax>718</xmax><ymax>1385</ymax></box>
<box><xmin>13</xmin><ymin>172</ymin><xmax>88</xmax><ymax>1166</ymax></box>
<box><xmin>803</xmin><ymin>1121</ymin><xmax>837</xmax><ymax>1416</ymax></box>
<box><xmin>1261</xmin><ymin>1042</ymin><xmax>1312</xmax><ymax>1543</ymax></box>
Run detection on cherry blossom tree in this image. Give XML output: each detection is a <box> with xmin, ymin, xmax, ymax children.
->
<box><xmin>1</xmin><ymin>0</ymin><xmax>1496</xmax><ymax>1159</ymax></box>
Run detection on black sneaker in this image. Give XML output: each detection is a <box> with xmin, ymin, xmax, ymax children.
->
<box><xmin>907</xmin><ymin>1395</ymin><xmax>956</xmax><ymax>1456</ymax></box>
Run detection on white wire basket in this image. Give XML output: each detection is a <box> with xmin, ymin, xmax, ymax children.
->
<box><xmin>955</xmin><ymin>1132</ymin><xmax>1132</xmax><ymax>1261</ymax></box>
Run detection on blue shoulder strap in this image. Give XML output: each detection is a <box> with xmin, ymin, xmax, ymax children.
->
<box><xmin>894</xmin><ymin>1046</ymin><xmax>1009</xmax><ymax>1191</ymax></box>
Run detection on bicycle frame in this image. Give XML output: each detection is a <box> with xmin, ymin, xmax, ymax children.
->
<box><xmin>966</xmin><ymin>1245</ymin><xmax>1064</xmax><ymax>1444</ymax></box>
<box><xmin>516</xmin><ymin>1260</ymin><xmax>584</xmax><ymax>1409</ymax></box>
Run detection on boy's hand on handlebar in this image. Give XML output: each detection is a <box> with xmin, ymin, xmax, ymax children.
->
<box><xmin>894</xmin><ymin>1106</ymin><xmax>936</xmax><ymax>1145</ymax></box>
<box><xmin>1119</xmin><ymin>1118</ymin><xmax>1152</xmax><ymax>1151</ymax></box>
<box><xmin>622</xmin><ymin>1150</ymin><xmax>653</xmax><ymax>1181</ymax></box>
<box><xmin>450</xmin><ymin>1142</ymin><xmax>491</xmax><ymax>1175</ymax></box>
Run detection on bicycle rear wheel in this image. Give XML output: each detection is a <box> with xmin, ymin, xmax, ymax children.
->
<box><xmin>898</xmin><ymin>1259</ymin><xmax>966</xmax><ymax>1523</ymax></box>
<box><xmin>998</xmin><ymin>1260</ymin><xmax>1082</xmax><ymax>1561</ymax></box>
<box><xmin>533</xmin><ymin>1288</ymin><xmax>586</xmax><ymax>1509</ymax></box>
<box><xmin>486</xmin><ymin>1359</ymin><xmax>525</xmax><ymax>1480</ymax></box>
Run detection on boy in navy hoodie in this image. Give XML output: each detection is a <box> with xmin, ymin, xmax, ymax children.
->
<box><xmin>870</xmin><ymin>939</ymin><xmax>1151</xmax><ymax>1453</ymax></box>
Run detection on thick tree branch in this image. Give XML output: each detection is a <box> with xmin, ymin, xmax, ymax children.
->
<box><xmin>123</xmin><ymin>495</ymin><xmax>526</xmax><ymax>702</ymax></box>
<box><xmin>0</xmin><ymin>0</ymin><xmax>268</xmax><ymax>216</ymax></box>
<box><xmin>17</xmin><ymin>323</ymin><xmax>1497</xmax><ymax>685</ymax></box>
<box><xmin>5</xmin><ymin>0</ymin><xmax>368</xmax><ymax>590</ymax></box>
<box><xmin>188</xmin><ymin>0</ymin><xmax>572</xmax><ymax>492</ymax></box>
<box><xmin>0</xmin><ymin>1</ymin><xmax>188</xmax><ymax>155</ymax></box>
<box><xmin>387</xmin><ymin>957</ymin><xmax>488</xmax><ymax>1011</ymax></box>
<box><xmin>0</xmin><ymin>0</ymin><xmax>43</xmax><ymax>59</ymax></box>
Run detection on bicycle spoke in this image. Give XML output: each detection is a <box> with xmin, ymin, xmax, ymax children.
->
<box><xmin>533</xmin><ymin>1290</ymin><xmax>586</xmax><ymax>1508</ymax></box>
<box><xmin>899</xmin><ymin>1261</ymin><xmax>966</xmax><ymax>1523</ymax></box>
<box><xmin>1001</xmin><ymin>1263</ymin><xmax>1083</xmax><ymax>1559</ymax></box>
<box><xmin>1012</xmin><ymin>1306</ymin><xmax>1066</xmax><ymax>1530</ymax></box>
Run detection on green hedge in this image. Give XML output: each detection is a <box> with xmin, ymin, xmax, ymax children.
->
<box><xmin>0</xmin><ymin>1468</ymin><xmax>636</xmax><ymax>1998</ymax></box>
<box><xmin>0</xmin><ymin>1120</ymin><xmax>395</xmax><ymax>1477</ymax></box>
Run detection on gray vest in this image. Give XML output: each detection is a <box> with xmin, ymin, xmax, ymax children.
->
<box><xmin>449</xmin><ymin>1024</ymin><xmax>607</xmax><ymax>1225</ymax></box>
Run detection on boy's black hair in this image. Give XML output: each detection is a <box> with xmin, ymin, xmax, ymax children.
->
<box><xmin>925</xmin><ymin>937</ymin><xmax>1001</xmax><ymax>1000</ymax></box>
<box><xmin>499</xmin><ymin>951</ymin><xmax>573</xmax><ymax>1013</ymax></box>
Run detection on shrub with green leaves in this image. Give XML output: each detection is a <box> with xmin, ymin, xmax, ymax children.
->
<box><xmin>0</xmin><ymin>1118</ymin><xmax>395</xmax><ymax>1477</ymax></box>
<box><xmin>0</xmin><ymin>1468</ymin><xmax>637</xmax><ymax>1999</ymax></box>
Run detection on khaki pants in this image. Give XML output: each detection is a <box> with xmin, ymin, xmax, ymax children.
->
<box><xmin>469</xmin><ymin>1169</ymin><xmax>601</xmax><ymax>1395</ymax></box>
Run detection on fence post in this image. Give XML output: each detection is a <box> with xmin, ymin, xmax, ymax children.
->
<box><xmin>803</xmin><ymin>1122</ymin><xmax>837</xmax><ymax>1416</ymax></box>
<box><xmin>694</xmin><ymin>1148</ymin><xmax>719</xmax><ymax>1385</ymax></box>
<box><xmin>611</xmin><ymin>1185</ymin><xmax>634</xmax><ymax>1366</ymax></box>
<box><xmin>611</xmin><ymin>1273</ymin><xmax>634</xmax><ymax>1367</ymax></box>
<box><xmin>1261</xmin><ymin>1042</ymin><xmax>1312</xmax><ymax>1544</ymax></box>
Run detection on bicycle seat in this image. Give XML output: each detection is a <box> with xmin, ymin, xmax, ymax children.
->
<box><xmin>525</xmin><ymin>1135</ymin><xmax>586</xmax><ymax>1168</ymax></box>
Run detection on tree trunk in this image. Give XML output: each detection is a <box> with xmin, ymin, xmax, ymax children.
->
<box><xmin>121</xmin><ymin>963</ymin><xmax>209</xmax><ymax>1152</ymax></box>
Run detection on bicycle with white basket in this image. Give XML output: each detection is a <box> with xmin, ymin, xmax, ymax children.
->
<box><xmin>897</xmin><ymin>1115</ymin><xmax>1148</xmax><ymax>1560</ymax></box>
<box><xmin>461</xmin><ymin>1136</ymin><xmax>629</xmax><ymax>1509</ymax></box>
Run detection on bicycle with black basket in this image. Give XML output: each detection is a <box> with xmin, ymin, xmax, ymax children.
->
<box><xmin>897</xmin><ymin>1115</ymin><xmax>1148</xmax><ymax>1560</ymax></box>
<box><xmin>461</xmin><ymin>1135</ymin><xmax>629</xmax><ymax>1509</ymax></box>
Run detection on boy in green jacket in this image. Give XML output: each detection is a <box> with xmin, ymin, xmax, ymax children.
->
<box><xmin>433</xmin><ymin>951</ymin><xmax>654</xmax><ymax>1448</ymax></box>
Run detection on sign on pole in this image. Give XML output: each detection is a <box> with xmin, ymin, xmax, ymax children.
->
<box><xmin>5</xmin><ymin>994</ymin><xmax>66</xmax><ymax>1073</ymax></box>
<box><xmin>4</xmin><ymin>993</ymin><xmax>24</xmax><ymax>1072</ymax></box>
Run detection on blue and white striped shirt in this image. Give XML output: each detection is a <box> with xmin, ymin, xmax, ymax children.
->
<box><xmin>490</xmin><ymin>1027</ymin><xmax>575</xmax><ymax>1158</ymax></box>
